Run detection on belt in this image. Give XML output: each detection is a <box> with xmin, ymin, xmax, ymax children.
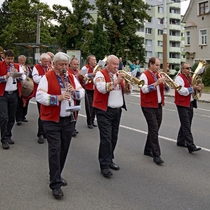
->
<box><xmin>108</xmin><ymin>106</ymin><xmax>121</xmax><ymax>110</ymax></box>
<box><xmin>5</xmin><ymin>90</ymin><xmax>17</xmax><ymax>95</ymax></box>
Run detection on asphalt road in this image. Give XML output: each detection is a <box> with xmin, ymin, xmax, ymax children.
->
<box><xmin>0</xmin><ymin>93</ymin><xmax>210</xmax><ymax>210</ymax></box>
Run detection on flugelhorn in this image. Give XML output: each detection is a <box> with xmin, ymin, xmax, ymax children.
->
<box><xmin>158</xmin><ymin>71</ymin><xmax>181</xmax><ymax>91</ymax></box>
<box><xmin>119</xmin><ymin>70</ymin><xmax>144</xmax><ymax>88</ymax></box>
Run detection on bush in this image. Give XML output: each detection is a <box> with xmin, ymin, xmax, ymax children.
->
<box><xmin>202</xmin><ymin>65</ymin><xmax>210</xmax><ymax>86</ymax></box>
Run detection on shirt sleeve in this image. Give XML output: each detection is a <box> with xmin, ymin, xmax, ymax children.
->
<box><xmin>174</xmin><ymin>75</ymin><xmax>193</xmax><ymax>96</ymax></box>
<box><xmin>36</xmin><ymin>75</ymin><xmax>59</xmax><ymax>106</ymax></box>
<box><xmin>140</xmin><ymin>73</ymin><xmax>156</xmax><ymax>93</ymax></box>
<box><xmin>94</xmin><ymin>71</ymin><xmax>108</xmax><ymax>94</ymax></box>
<box><xmin>32</xmin><ymin>66</ymin><xmax>42</xmax><ymax>84</ymax></box>
<box><xmin>72</xmin><ymin>75</ymin><xmax>85</xmax><ymax>100</ymax></box>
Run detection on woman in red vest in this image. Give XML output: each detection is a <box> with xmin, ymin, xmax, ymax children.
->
<box><xmin>36</xmin><ymin>52</ymin><xmax>85</xmax><ymax>199</ymax></box>
<box><xmin>140</xmin><ymin>57</ymin><xmax>169</xmax><ymax>165</ymax></box>
<box><xmin>174</xmin><ymin>62</ymin><xmax>202</xmax><ymax>153</ymax></box>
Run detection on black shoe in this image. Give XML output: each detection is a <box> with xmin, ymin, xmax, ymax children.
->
<box><xmin>17</xmin><ymin>121</ymin><xmax>22</xmax><ymax>125</ymax></box>
<box><xmin>177</xmin><ymin>142</ymin><xmax>187</xmax><ymax>147</ymax></box>
<box><xmin>88</xmin><ymin>125</ymin><xmax>93</xmax><ymax>129</ymax></box>
<box><xmin>38</xmin><ymin>135</ymin><xmax>44</xmax><ymax>144</ymax></box>
<box><xmin>101</xmin><ymin>169</ymin><xmax>113</xmax><ymax>178</ymax></box>
<box><xmin>72</xmin><ymin>129</ymin><xmax>77</xmax><ymax>137</ymax></box>
<box><xmin>7</xmin><ymin>138</ymin><xmax>15</xmax><ymax>144</ymax></box>
<box><xmin>144</xmin><ymin>151</ymin><xmax>153</xmax><ymax>158</ymax></box>
<box><xmin>153</xmin><ymin>156</ymin><xmax>164</xmax><ymax>165</ymax></box>
<box><xmin>92</xmin><ymin>123</ymin><xmax>97</xmax><ymax>127</ymax></box>
<box><xmin>52</xmin><ymin>188</ymin><xmax>64</xmax><ymax>199</ymax></box>
<box><xmin>76</xmin><ymin>130</ymin><xmax>79</xmax><ymax>134</ymax></box>
<box><xmin>22</xmin><ymin>119</ymin><xmax>28</xmax><ymax>122</ymax></box>
<box><xmin>61</xmin><ymin>178</ymin><xmax>67</xmax><ymax>186</ymax></box>
<box><xmin>188</xmin><ymin>147</ymin><xmax>201</xmax><ymax>153</ymax></box>
<box><xmin>2</xmin><ymin>142</ymin><xmax>10</xmax><ymax>149</ymax></box>
<box><xmin>109</xmin><ymin>162</ymin><xmax>120</xmax><ymax>171</ymax></box>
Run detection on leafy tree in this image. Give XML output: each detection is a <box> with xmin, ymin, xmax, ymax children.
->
<box><xmin>53</xmin><ymin>0</ymin><xmax>95</xmax><ymax>58</ymax></box>
<box><xmin>88</xmin><ymin>16</ymin><xmax>111</xmax><ymax>59</ymax></box>
<box><xmin>96</xmin><ymin>0</ymin><xmax>150</xmax><ymax>63</ymax></box>
<box><xmin>0</xmin><ymin>0</ymin><xmax>56</xmax><ymax>52</ymax></box>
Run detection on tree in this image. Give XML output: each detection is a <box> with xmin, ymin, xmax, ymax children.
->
<box><xmin>53</xmin><ymin>0</ymin><xmax>95</xmax><ymax>58</ymax></box>
<box><xmin>96</xmin><ymin>0</ymin><xmax>150</xmax><ymax>63</ymax></box>
<box><xmin>0</xmin><ymin>0</ymin><xmax>56</xmax><ymax>52</ymax></box>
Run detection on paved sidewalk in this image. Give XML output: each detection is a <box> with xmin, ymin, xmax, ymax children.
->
<box><xmin>133</xmin><ymin>86</ymin><xmax>210</xmax><ymax>103</ymax></box>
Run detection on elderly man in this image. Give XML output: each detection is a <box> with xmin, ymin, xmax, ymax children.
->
<box><xmin>93</xmin><ymin>55</ymin><xmax>132</xmax><ymax>178</ymax></box>
<box><xmin>174</xmin><ymin>62</ymin><xmax>202</xmax><ymax>153</ymax></box>
<box><xmin>32</xmin><ymin>53</ymin><xmax>51</xmax><ymax>144</ymax></box>
<box><xmin>36</xmin><ymin>52</ymin><xmax>85</xmax><ymax>199</ymax></box>
<box><xmin>0</xmin><ymin>50</ymin><xmax>26</xmax><ymax>149</ymax></box>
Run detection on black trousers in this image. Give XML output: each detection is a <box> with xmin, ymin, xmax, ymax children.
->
<box><xmin>85</xmin><ymin>89</ymin><xmax>95</xmax><ymax>125</ymax></box>
<box><xmin>16</xmin><ymin>96</ymin><xmax>29</xmax><ymax>122</ymax></box>
<box><xmin>141</xmin><ymin>105</ymin><xmax>162</xmax><ymax>157</ymax></box>
<box><xmin>0</xmin><ymin>91</ymin><xmax>18</xmax><ymax>143</ymax></box>
<box><xmin>176</xmin><ymin>103</ymin><xmax>196</xmax><ymax>150</ymax></box>
<box><xmin>36</xmin><ymin>102</ymin><xmax>46</xmax><ymax>137</ymax></box>
<box><xmin>95</xmin><ymin>107</ymin><xmax>122</xmax><ymax>170</ymax></box>
<box><xmin>42</xmin><ymin>117</ymin><xmax>74</xmax><ymax>190</ymax></box>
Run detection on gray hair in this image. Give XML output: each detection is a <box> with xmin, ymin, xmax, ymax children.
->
<box><xmin>53</xmin><ymin>52</ymin><xmax>70</xmax><ymax>64</ymax></box>
<box><xmin>107</xmin><ymin>55</ymin><xmax>118</xmax><ymax>63</ymax></box>
<box><xmin>18</xmin><ymin>55</ymin><xmax>26</xmax><ymax>60</ymax></box>
<box><xmin>40</xmin><ymin>53</ymin><xmax>51</xmax><ymax>60</ymax></box>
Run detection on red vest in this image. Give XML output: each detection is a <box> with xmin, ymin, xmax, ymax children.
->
<box><xmin>40</xmin><ymin>70</ymin><xmax>76</xmax><ymax>122</ymax></box>
<box><xmin>0</xmin><ymin>61</ymin><xmax>22</xmax><ymax>96</ymax></box>
<box><xmin>93</xmin><ymin>69</ymin><xmax>125</xmax><ymax>111</ymax></box>
<box><xmin>33</xmin><ymin>64</ymin><xmax>47</xmax><ymax>95</ymax></box>
<box><xmin>174</xmin><ymin>74</ymin><xmax>191</xmax><ymax>107</ymax></box>
<box><xmin>83</xmin><ymin>64</ymin><xmax>94</xmax><ymax>90</ymax></box>
<box><xmin>140</xmin><ymin>70</ymin><xmax>165</xmax><ymax>108</ymax></box>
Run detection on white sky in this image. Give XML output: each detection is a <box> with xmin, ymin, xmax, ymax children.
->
<box><xmin>0</xmin><ymin>0</ymin><xmax>190</xmax><ymax>15</ymax></box>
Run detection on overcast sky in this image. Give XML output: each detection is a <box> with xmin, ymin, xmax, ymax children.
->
<box><xmin>0</xmin><ymin>0</ymin><xmax>190</xmax><ymax>15</ymax></box>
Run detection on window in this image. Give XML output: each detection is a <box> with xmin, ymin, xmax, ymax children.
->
<box><xmin>199</xmin><ymin>1</ymin><xmax>209</xmax><ymax>15</ymax></box>
<box><xmin>138</xmin><ymin>26</ymin><xmax>144</xmax><ymax>32</ymax></box>
<box><xmin>146</xmin><ymin>51</ymin><xmax>152</xmax><ymax>58</ymax></box>
<box><xmin>146</xmin><ymin>28</ymin><xmax>152</xmax><ymax>34</ymax></box>
<box><xmin>158</xmin><ymin>18</ymin><xmax>164</xmax><ymax>24</ymax></box>
<box><xmin>158</xmin><ymin>29</ymin><xmax>163</xmax><ymax>35</ymax></box>
<box><xmin>158</xmin><ymin>7</ymin><xmax>163</xmax><ymax>13</ymax></box>
<box><xmin>158</xmin><ymin>41</ymin><xmax>163</xmax><ymax>47</ymax></box>
<box><xmin>199</xmin><ymin>29</ymin><xmax>207</xmax><ymax>45</ymax></box>
<box><xmin>158</xmin><ymin>52</ymin><xmax>163</xmax><ymax>59</ymax></box>
<box><xmin>146</xmin><ymin>39</ymin><xmax>152</xmax><ymax>46</ymax></box>
<box><xmin>185</xmin><ymin>31</ymin><xmax>190</xmax><ymax>45</ymax></box>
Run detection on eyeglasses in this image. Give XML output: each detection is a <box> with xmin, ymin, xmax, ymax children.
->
<box><xmin>185</xmin><ymin>67</ymin><xmax>191</xmax><ymax>70</ymax></box>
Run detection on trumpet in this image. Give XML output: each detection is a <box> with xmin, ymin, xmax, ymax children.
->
<box><xmin>158</xmin><ymin>71</ymin><xmax>181</xmax><ymax>91</ymax></box>
<box><xmin>119</xmin><ymin>70</ymin><xmax>144</xmax><ymax>88</ymax></box>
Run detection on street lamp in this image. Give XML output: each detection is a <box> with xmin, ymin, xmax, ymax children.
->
<box><xmin>162</xmin><ymin>0</ymin><xmax>167</xmax><ymax>73</ymax></box>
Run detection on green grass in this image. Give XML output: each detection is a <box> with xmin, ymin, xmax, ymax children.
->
<box><xmin>203</xmin><ymin>86</ymin><xmax>210</xmax><ymax>93</ymax></box>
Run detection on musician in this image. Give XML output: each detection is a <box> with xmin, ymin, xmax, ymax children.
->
<box><xmin>16</xmin><ymin>55</ymin><xmax>32</xmax><ymax>125</ymax></box>
<box><xmin>0</xmin><ymin>50</ymin><xmax>26</xmax><ymax>149</ymax></box>
<box><xmin>140</xmin><ymin>57</ymin><xmax>169</xmax><ymax>165</ymax></box>
<box><xmin>93</xmin><ymin>55</ymin><xmax>131</xmax><ymax>178</ymax></box>
<box><xmin>32</xmin><ymin>53</ymin><xmax>51</xmax><ymax>144</ymax></box>
<box><xmin>47</xmin><ymin>51</ymin><xmax>54</xmax><ymax>71</ymax></box>
<box><xmin>82</xmin><ymin>55</ymin><xmax>97</xmax><ymax>129</ymax></box>
<box><xmin>174</xmin><ymin>62</ymin><xmax>202</xmax><ymax>153</ymax></box>
<box><xmin>68</xmin><ymin>57</ymin><xmax>83</xmax><ymax>137</ymax></box>
<box><xmin>36</xmin><ymin>52</ymin><xmax>85</xmax><ymax>199</ymax></box>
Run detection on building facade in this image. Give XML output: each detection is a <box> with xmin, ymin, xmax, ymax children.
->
<box><xmin>182</xmin><ymin>0</ymin><xmax>210</xmax><ymax>66</ymax></box>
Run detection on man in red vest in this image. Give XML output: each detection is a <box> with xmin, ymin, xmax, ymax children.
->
<box><xmin>32</xmin><ymin>53</ymin><xmax>51</xmax><ymax>144</ymax></box>
<box><xmin>82</xmin><ymin>55</ymin><xmax>97</xmax><ymax>129</ymax></box>
<box><xmin>36</xmin><ymin>52</ymin><xmax>85</xmax><ymax>199</ymax></box>
<box><xmin>93</xmin><ymin>55</ymin><xmax>131</xmax><ymax>178</ymax></box>
<box><xmin>140</xmin><ymin>57</ymin><xmax>169</xmax><ymax>165</ymax></box>
<box><xmin>0</xmin><ymin>50</ymin><xmax>26</xmax><ymax>149</ymax></box>
<box><xmin>174</xmin><ymin>62</ymin><xmax>202</xmax><ymax>153</ymax></box>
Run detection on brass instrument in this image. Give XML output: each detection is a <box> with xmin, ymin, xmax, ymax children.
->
<box><xmin>191</xmin><ymin>60</ymin><xmax>206</xmax><ymax>100</ymax></box>
<box><xmin>93</xmin><ymin>56</ymin><xmax>108</xmax><ymax>73</ymax></box>
<box><xmin>119</xmin><ymin>70</ymin><xmax>144</xmax><ymax>88</ymax></box>
<box><xmin>158</xmin><ymin>71</ymin><xmax>181</xmax><ymax>91</ymax></box>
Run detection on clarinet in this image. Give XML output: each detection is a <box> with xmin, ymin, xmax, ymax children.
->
<box><xmin>62</xmin><ymin>69</ymin><xmax>71</xmax><ymax>106</ymax></box>
<box><xmin>10</xmin><ymin>63</ymin><xmax>16</xmax><ymax>84</ymax></box>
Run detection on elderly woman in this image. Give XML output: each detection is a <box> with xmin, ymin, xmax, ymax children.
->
<box><xmin>36</xmin><ymin>52</ymin><xmax>85</xmax><ymax>199</ymax></box>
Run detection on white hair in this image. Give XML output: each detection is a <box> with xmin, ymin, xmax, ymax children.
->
<box><xmin>40</xmin><ymin>53</ymin><xmax>51</xmax><ymax>60</ymax></box>
<box><xmin>53</xmin><ymin>52</ymin><xmax>70</xmax><ymax>64</ymax></box>
<box><xmin>107</xmin><ymin>55</ymin><xmax>118</xmax><ymax>63</ymax></box>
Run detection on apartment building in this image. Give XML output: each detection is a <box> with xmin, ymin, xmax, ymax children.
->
<box><xmin>88</xmin><ymin>0</ymin><xmax>184</xmax><ymax>71</ymax></box>
<box><xmin>182</xmin><ymin>0</ymin><xmax>210</xmax><ymax>66</ymax></box>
